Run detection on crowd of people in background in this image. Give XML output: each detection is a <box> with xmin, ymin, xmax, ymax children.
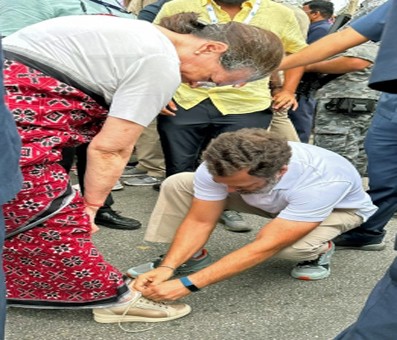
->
<box><xmin>0</xmin><ymin>0</ymin><xmax>396</xmax><ymax>339</ymax></box>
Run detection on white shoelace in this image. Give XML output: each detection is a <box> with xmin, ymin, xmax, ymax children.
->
<box><xmin>117</xmin><ymin>292</ymin><xmax>156</xmax><ymax>333</ymax></box>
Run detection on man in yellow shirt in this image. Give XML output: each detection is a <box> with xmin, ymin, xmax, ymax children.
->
<box><xmin>155</xmin><ymin>0</ymin><xmax>307</xmax><ymax>232</ymax></box>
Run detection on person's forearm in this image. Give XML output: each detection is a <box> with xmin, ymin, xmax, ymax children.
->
<box><xmin>282</xmin><ymin>67</ymin><xmax>304</xmax><ymax>93</ymax></box>
<box><xmin>83</xmin><ymin>145</ymin><xmax>131</xmax><ymax>206</ymax></box>
<box><xmin>189</xmin><ymin>239</ymin><xmax>281</xmax><ymax>288</ymax></box>
<box><xmin>279</xmin><ymin>28</ymin><xmax>369</xmax><ymax>71</ymax></box>
<box><xmin>161</xmin><ymin>217</ymin><xmax>218</xmax><ymax>268</ymax></box>
<box><xmin>306</xmin><ymin>57</ymin><xmax>371</xmax><ymax>74</ymax></box>
<box><xmin>82</xmin><ymin>117</ymin><xmax>143</xmax><ymax>207</ymax></box>
<box><xmin>189</xmin><ymin>218</ymin><xmax>321</xmax><ymax>288</ymax></box>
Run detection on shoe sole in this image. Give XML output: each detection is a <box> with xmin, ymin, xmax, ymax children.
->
<box><xmin>120</xmin><ymin>173</ymin><xmax>148</xmax><ymax>178</ymax></box>
<box><xmin>95</xmin><ymin>222</ymin><xmax>141</xmax><ymax>230</ymax></box>
<box><xmin>93</xmin><ymin>306</ymin><xmax>191</xmax><ymax>323</ymax></box>
<box><xmin>124</xmin><ymin>182</ymin><xmax>159</xmax><ymax>187</ymax></box>
<box><xmin>123</xmin><ymin>182</ymin><xmax>161</xmax><ymax>187</ymax></box>
<box><xmin>291</xmin><ymin>271</ymin><xmax>331</xmax><ymax>281</ymax></box>
<box><xmin>219</xmin><ymin>218</ymin><xmax>252</xmax><ymax>232</ymax></box>
<box><xmin>126</xmin><ymin>272</ymin><xmax>140</xmax><ymax>278</ymax></box>
<box><xmin>335</xmin><ymin>242</ymin><xmax>386</xmax><ymax>251</ymax></box>
<box><xmin>223</xmin><ymin>225</ymin><xmax>252</xmax><ymax>232</ymax></box>
<box><xmin>126</xmin><ymin>267</ymin><xmax>153</xmax><ymax>278</ymax></box>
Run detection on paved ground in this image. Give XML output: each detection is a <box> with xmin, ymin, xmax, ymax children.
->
<box><xmin>5</xmin><ymin>181</ymin><xmax>397</xmax><ymax>340</ymax></box>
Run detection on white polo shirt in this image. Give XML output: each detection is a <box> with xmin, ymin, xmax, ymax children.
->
<box><xmin>194</xmin><ymin>142</ymin><xmax>377</xmax><ymax>222</ymax></box>
<box><xmin>3</xmin><ymin>15</ymin><xmax>181</xmax><ymax>127</ymax></box>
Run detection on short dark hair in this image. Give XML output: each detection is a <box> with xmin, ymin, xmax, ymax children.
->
<box><xmin>304</xmin><ymin>0</ymin><xmax>334</xmax><ymax>19</ymax></box>
<box><xmin>202</xmin><ymin>129</ymin><xmax>292</xmax><ymax>179</ymax></box>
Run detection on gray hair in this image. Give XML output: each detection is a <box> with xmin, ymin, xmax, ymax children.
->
<box><xmin>159</xmin><ymin>12</ymin><xmax>284</xmax><ymax>81</ymax></box>
<box><xmin>202</xmin><ymin>128</ymin><xmax>292</xmax><ymax>178</ymax></box>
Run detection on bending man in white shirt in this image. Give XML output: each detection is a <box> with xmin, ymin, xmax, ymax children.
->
<box><xmin>129</xmin><ymin>128</ymin><xmax>377</xmax><ymax>301</ymax></box>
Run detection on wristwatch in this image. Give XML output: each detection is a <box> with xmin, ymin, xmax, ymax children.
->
<box><xmin>179</xmin><ymin>276</ymin><xmax>200</xmax><ymax>292</ymax></box>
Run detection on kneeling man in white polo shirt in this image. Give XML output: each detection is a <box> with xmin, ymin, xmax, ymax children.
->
<box><xmin>129</xmin><ymin>128</ymin><xmax>377</xmax><ymax>301</ymax></box>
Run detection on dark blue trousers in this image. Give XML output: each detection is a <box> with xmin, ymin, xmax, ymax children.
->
<box><xmin>288</xmin><ymin>95</ymin><xmax>316</xmax><ymax>143</ymax></box>
<box><xmin>340</xmin><ymin>105</ymin><xmax>397</xmax><ymax>244</ymax></box>
<box><xmin>335</xmin><ymin>254</ymin><xmax>397</xmax><ymax>339</ymax></box>
<box><xmin>0</xmin><ymin>212</ymin><xmax>6</xmax><ymax>340</ymax></box>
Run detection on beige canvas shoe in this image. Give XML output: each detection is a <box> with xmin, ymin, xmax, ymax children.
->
<box><xmin>93</xmin><ymin>291</ymin><xmax>191</xmax><ymax>324</ymax></box>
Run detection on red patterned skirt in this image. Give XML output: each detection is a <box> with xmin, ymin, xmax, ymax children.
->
<box><xmin>2</xmin><ymin>60</ymin><xmax>128</xmax><ymax>308</ymax></box>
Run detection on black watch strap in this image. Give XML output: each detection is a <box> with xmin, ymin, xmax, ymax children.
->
<box><xmin>180</xmin><ymin>276</ymin><xmax>200</xmax><ymax>292</ymax></box>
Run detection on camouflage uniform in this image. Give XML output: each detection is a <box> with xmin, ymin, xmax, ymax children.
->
<box><xmin>314</xmin><ymin>41</ymin><xmax>380</xmax><ymax>176</ymax></box>
<box><xmin>353</xmin><ymin>0</ymin><xmax>389</xmax><ymax>19</ymax></box>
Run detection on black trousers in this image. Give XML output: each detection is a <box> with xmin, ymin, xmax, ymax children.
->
<box><xmin>60</xmin><ymin>144</ymin><xmax>114</xmax><ymax>209</ymax></box>
<box><xmin>157</xmin><ymin>98</ymin><xmax>272</xmax><ymax>177</ymax></box>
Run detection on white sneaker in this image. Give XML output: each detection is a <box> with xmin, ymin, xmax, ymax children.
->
<box><xmin>93</xmin><ymin>291</ymin><xmax>191</xmax><ymax>324</ymax></box>
<box><xmin>123</xmin><ymin>175</ymin><xmax>163</xmax><ymax>187</ymax></box>
<box><xmin>111</xmin><ymin>180</ymin><xmax>124</xmax><ymax>191</ymax></box>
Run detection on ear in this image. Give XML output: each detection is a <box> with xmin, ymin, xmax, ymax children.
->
<box><xmin>196</xmin><ymin>41</ymin><xmax>228</xmax><ymax>55</ymax></box>
<box><xmin>278</xmin><ymin>165</ymin><xmax>288</xmax><ymax>177</ymax></box>
<box><xmin>311</xmin><ymin>11</ymin><xmax>320</xmax><ymax>19</ymax></box>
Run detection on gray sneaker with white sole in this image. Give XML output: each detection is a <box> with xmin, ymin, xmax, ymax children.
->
<box><xmin>291</xmin><ymin>241</ymin><xmax>335</xmax><ymax>280</ymax></box>
<box><xmin>124</xmin><ymin>175</ymin><xmax>163</xmax><ymax>186</ymax></box>
<box><xmin>127</xmin><ymin>250</ymin><xmax>212</xmax><ymax>278</ymax></box>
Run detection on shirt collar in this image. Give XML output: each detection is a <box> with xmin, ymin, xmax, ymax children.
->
<box><xmin>201</xmin><ymin>0</ymin><xmax>255</xmax><ymax>9</ymax></box>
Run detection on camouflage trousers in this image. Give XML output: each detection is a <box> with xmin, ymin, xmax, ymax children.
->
<box><xmin>313</xmin><ymin>99</ymin><xmax>374</xmax><ymax>176</ymax></box>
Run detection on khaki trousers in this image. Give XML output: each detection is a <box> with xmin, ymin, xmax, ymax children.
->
<box><xmin>134</xmin><ymin>119</ymin><xmax>165</xmax><ymax>177</ymax></box>
<box><xmin>268</xmin><ymin>108</ymin><xmax>300</xmax><ymax>142</ymax></box>
<box><xmin>145</xmin><ymin>173</ymin><xmax>363</xmax><ymax>261</ymax></box>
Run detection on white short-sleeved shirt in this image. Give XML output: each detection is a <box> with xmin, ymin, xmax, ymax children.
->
<box><xmin>3</xmin><ymin>15</ymin><xmax>181</xmax><ymax>126</ymax></box>
<box><xmin>194</xmin><ymin>142</ymin><xmax>377</xmax><ymax>222</ymax></box>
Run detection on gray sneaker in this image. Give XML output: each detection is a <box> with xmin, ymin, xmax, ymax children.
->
<box><xmin>126</xmin><ymin>250</ymin><xmax>213</xmax><ymax>278</ymax></box>
<box><xmin>219</xmin><ymin>210</ymin><xmax>252</xmax><ymax>232</ymax></box>
<box><xmin>124</xmin><ymin>175</ymin><xmax>163</xmax><ymax>187</ymax></box>
<box><xmin>291</xmin><ymin>241</ymin><xmax>335</xmax><ymax>281</ymax></box>
<box><xmin>121</xmin><ymin>166</ymin><xmax>148</xmax><ymax>178</ymax></box>
<box><xmin>111</xmin><ymin>180</ymin><xmax>124</xmax><ymax>191</ymax></box>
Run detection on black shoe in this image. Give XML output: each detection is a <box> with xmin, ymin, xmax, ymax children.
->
<box><xmin>152</xmin><ymin>182</ymin><xmax>161</xmax><ymax>192</ymax></box>
<box><xmin>95</xmin><ymin>209</ymin><xmax>141</xmax><ymax>230</ymax></box>
<box><xmin>333</xmin><ymin>235</ymin><xmax>386</xmax><ymax>251</ymax></box>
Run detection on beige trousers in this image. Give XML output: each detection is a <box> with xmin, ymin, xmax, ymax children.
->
<box><xmin>126</xmin><ymin>0</ymin><xmax>157</xmax><ymax>15</ymax></box>
<box><xmin>134</xmin><ymin>119</ymin><xmax>165</xmax><ymax>177</ymax></box>
<box><xmin>145</xmin><ymin>173</ymin><xmax>363</xmax><ymax>261</ymax></box>
<box><xmin>268</xmin><ymin>108</ymin><xmax>300</xmax><ymax>142</ymax></box>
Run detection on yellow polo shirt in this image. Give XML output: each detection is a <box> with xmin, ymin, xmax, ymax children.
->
<box><xmin>154</xmin><ymin>0</ymin><xmax>307</xmax><ymax>114</ymax></box>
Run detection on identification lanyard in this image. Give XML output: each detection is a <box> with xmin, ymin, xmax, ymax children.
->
<box><xmin>206</xmin><ymin>0</ymin><xmax>261</xmax><ymax>24</ymax></box>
